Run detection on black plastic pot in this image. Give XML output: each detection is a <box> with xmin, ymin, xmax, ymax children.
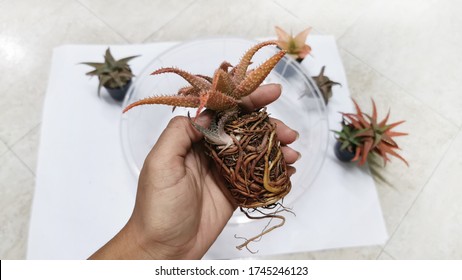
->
<box><xmin>334</xmin><ymin>141</ymin><xmax>356</xmax><ymax>162</ymax></box>
<box><xmin>274</xmin><ymin>56</ymin><xmax>304</xmax><ymax>78</ymax></box>
<box><xmin>105</xmin><ymin>80</ymin><xmax>132</xmax><ymax>101</ymax></box>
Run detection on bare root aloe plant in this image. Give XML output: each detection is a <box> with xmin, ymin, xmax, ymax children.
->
<box><xmin>123</xmin><ymin>41</ymin><xmax>292</xmax><ymax>251</ymax></box>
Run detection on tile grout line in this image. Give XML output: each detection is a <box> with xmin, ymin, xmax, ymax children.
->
<box><xmin>74</xmin><ymin>0</ymin><xmax>131</xmax><ymax>44</ymax></box>
<box><xmin>0</xmin><ymin>138</ymin><xmax>9</xmax><ymax>158</ymax></box>
<box><xmin>272</xmin><ymin>0</ymin><xmax>328</xmax><ymax>35</ymax></box>
<box><xmin>339</xmin><ymin>44</ymin><xmax>460</xmax><ymax>259</ymax></box>
<box><xmin>8</xmin><ymin>123</ymin><xmax>41</xmax><ymax>151</ymax></box>
<box><xmin>141</xmin><ymin>0</ymin><xmax>199</xmax><ymax>43</ymax></box>
<box><xmin>272</xmin><ymin>0</ymin><xmax>301</xmax><ymax>21</ymax></box>
<box><xmin>336</xmin><ymin>0</ymin><xmax>382</xmax><ymax>42</ymax></box>
<box><xmin>376</xmin><ymin>249</ymin><xmax>396</xmax><ymax>260</ymax></box>
<box><xmin>7</xmin><ymin>123</ymin><xmax>42</xmax><ymax>177</ymax></box>
<box><xmin>9</xmin><ymin>149</ymin><xmax>36</xmax><ymax>178</ymax></box>
<box><xmin>0</xmin><ymin>124</ymin><xmax>38</xmax><ymax>158</ymax></box>
<box><xmin>338</xmin><ymin>9</ymin><xmax>461</xmax><ymax>127</ymax></box>
<box><xmin>379</xmin><ymin>126</ymin><xmax>460</xmax><ymax>257</ymax></box>
<box><xmin>0</xmin><ymin>143</ymin><xmax>36</xmax><ymax>178</ymax></box>
<box><xmin>273</xmin><ymin>0</ymin><xmax>382</xmax><ymax>39</ymax></box>
<box><xmin>339</xmin><ymin>47</ymin><xmax>460</xmax><ymax>129</ymax></box>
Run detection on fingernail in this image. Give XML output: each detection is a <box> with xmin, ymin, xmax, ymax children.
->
<box><xmin>289</xmin><ymin>167</ymin><xmax>297</xmax><ymax>176</ymax></box>
<box><xmin>297</xmin><ymin>152</ymin><xmax>302</xmax><ymax>161</ymax></box>
<box><xmin>294</xmin><ymin>130</ymin><xmax>300</xmax><ymax>140</ymax></box>
<box><xmin>278</xmin><ymin>84</ymin><xmax>283</xmax><ymax>92</ymax></box>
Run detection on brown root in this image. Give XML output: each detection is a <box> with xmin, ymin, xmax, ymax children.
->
<box><xmin>203</xmin><ymin>108</ymin><xmax>293</xmax><ymax>251</ymax></box>
<box><xmin>235</xmin><ymin>205</ymin><xmax>294</xmax><ymax>252</ymax></box>
<box><xmin>205</xmin><ymin>108</ymin><xmax>292</xmax><ymax>208</ymax></box>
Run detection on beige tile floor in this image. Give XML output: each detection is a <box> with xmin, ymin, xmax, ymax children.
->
<box><xmin>1</xmin><ymin>0</ymin><xmax>461</xmax><ymax>259</ymax></box>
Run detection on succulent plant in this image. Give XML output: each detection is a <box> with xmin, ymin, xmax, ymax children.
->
<box><xmin>274</xmin><ymin>26</ymin><xmax>312</xmax><ymax>61</ymax></box>
<box><xmin>81</xmin><ymin>48</ymin><xmax>139</xmax><ymax>96</ymax></box>
<box><xmin>123</xmin><ymin>41</ymin><xmax>286</xmax><ymax>154</ymax></box>
<box><xmin>312</xmin><ymin>66</ymin><xmax>341</xmax><ymax>105</ymax></box>
<box><xmin>123</xmin><ymin>41</ymin><xmax>291</xmax><ymax>251</ymax></box>
<box><xmin>335</xmin><ymin>118</ymin><xmax>367</xmax><ymax>153</ymax></box>
<box><xmin>334</xmin><ymin>99</ymin><xmax>408</xmax><ymax>166</ymax></box>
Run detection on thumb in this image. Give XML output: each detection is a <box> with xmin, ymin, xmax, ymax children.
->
<box><xmin>148</xmin><ymin>112</ymin><xmax>212</xmax><ymax>165</ymax></box>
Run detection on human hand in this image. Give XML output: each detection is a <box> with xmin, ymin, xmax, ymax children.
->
<box><xmin>89</xmin><ymin>84</ymin><xmax>300</xmax><ymax>259</ymax></box>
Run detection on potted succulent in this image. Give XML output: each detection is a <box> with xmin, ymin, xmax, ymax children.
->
<box><xmin>81</xmin><ymin>48</ymin><xmax>139</xmax><ymax>101</ymax></box>
<box><xmin>312</xmin><ymin>66</ymin><xmax>341</xmax><ymax>105</ymax></box>
<box><xmin>273</xmin><ymin>26</ymin><xmax>312</xmax><ymax>77</ymax></box>
<box><xmin>123</xmin><ymin>41</ymin><xmax>291</xmax><ymax>251</ymax></box>
<box><xmin>333</xmin><ymin>99</ymin><xmax>408</xmax><ymax>166</ymax></box>
<box><xmin>274</xmin><ymin>27</ymin><xmax>340</xmax><ymax>104</ymax></box>
<box><xmin>275</xmin><ymin>26</ymin><xmax>312</xmax><ymax>62</ymax></box>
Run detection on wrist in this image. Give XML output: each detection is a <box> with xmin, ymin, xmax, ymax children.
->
<box><xmin>126</xmin><ymin>216</ymin><xmax>196</xmax><ymax>260</ymax></box>
<box><xmin>88</xmin><ymin>219</ymin><xmax>155</xmax><ymax>260</ymax></box>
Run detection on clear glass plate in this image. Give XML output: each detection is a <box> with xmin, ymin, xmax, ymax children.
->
<box><xmin>121</xmin><ymin>37</ymin><xmax>328</xmax><ymax>224</ymax></box>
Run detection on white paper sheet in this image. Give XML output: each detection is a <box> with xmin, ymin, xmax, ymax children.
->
<box><xmin>27</xmin><ymin>36</ymin><xmax>387</xmax><ymax>259</ymax></box>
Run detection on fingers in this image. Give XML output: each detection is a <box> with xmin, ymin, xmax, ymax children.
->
<box><xmin>240</xmin><ymin>83</ymin><xmax>282</xmax><ymax>112</ymax></box>
<box><xmin>240</xmin><ymin>84</ymin><xmax>300</xmax><ymax>166</ymax></box>
<box><xmin>238</xmin><ymin>82</ymin><xmax>300</xmax><ymax>177</ymax></box>
<box><xmin>149</xmin><ymin>97</ymin><xmax>301</xmax><ymax>172</ymax></box>
<box><xmin>269</xmin><ymin>117</ymin><xmax>300</xmax><ymax>167</ymax></box>
<box><xmin>270</xmin><ymin>117</ymin><xmax>298</xmax><ymax>145</ymax></box>
<box><xmin>287</xmin><ymin>166</ymin><xmax>297</xmax><ymax>176</ymax></box>
<box><xmin>281</xmin><ymin>146</ymin><xmax>301</xmax><ymax>164</ymax></box>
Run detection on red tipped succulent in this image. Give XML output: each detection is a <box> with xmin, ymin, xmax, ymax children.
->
<box><xmin>123</xmin><ymin>41</ymin><xmax>284</xmax><ymax>115</ymax></box>
<box><xmin>334</xmin><ymin>99</ymin><xmax>408</xmax><ymax>166</ymax></box>
<box><xmin>123</xmin><ymin>41</ymin><xmax>285</xmax><ymax>148</ymax></box>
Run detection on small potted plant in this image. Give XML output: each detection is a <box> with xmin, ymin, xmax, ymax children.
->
<box><xmin>333</xmin><ymin>99</ymin><xmax>408</xmax><ymax>166</ymax></box>
<box><xmin>274</xmin><ymin>27</ymin><xmax>340</xmax><ymax>104</ymax></box>
<box><xmin>312</xmin><ymin>66</ymin><xmax>341</xmax><ymax>105</ymax></box>
<box><xmin>81</xmin><ymin>48</ymin><xmax>139</xmax><ymax>101</ymax></box>
<box><xmin>273</xmin><ymin>26</ymin><xmax>312</xmax><ymax>77</ymax></box>
<box><xmin>275</xmin><ymin>26</ymin><xmax>312</xmax><ymax>62</ymax></box>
